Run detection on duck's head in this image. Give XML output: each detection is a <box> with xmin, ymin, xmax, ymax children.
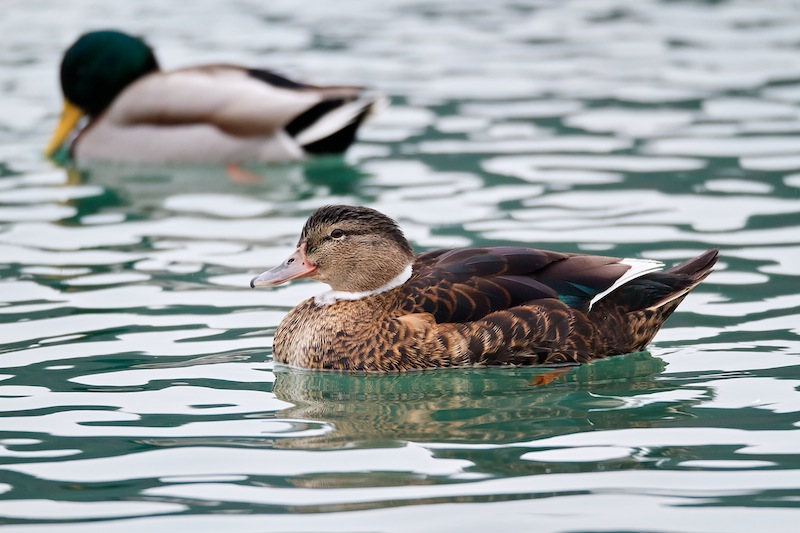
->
<box><xmin>46</xmin><ymin>30</ymin><xmax>159</xmax><ymax>157</ymax></box>
<box><xmin>251</xmin><ymin>205</ymin><xmax>415</xmax><ymax>292</ymax></box>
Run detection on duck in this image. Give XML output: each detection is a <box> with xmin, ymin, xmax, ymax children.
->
<box><xmin>46</xmin><ymin>30</ymin><xmax>385</xmax><ymax>164</ymax></box>
<box><xmin>251</xmin><ymin>205</ymin><xmax>718</xmax><ymax>372</ymax></box>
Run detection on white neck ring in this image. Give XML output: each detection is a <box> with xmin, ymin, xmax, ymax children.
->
<box><xmin>314</xmin><ymin>264</ymin><xmax>413</xmax><ymax>307</ymax></box>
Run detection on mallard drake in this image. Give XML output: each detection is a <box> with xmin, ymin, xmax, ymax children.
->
<box><xmin>251</xmin><ymin>205</ymin><xmax>718</xmax><ymax>372</ymax></box>
<box><xmin>46</xmin><ymin>30</ymin><xmax>385</xmax><ymax>164</ymax></box>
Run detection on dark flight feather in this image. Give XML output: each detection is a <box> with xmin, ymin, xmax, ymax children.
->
<box><xmin>402</xmin><ymin>247</ymin><xmax>649</xmax><ymax>323</ymax></box>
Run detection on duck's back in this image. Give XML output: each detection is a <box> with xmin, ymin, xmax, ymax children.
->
<box><xmin>402</xmin><ymin>246</ymin><xmax>642</xmax><ymax>321</ymax></box>
<box><xmin>73</xmin><ymin>66</ymin><xmax>379</xmax><ymax>164</ymax></box>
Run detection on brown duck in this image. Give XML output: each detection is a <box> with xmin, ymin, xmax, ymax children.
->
<box><xmin>251</xmin><ymin>205</ymin><xmax>718</xmax><ymax>372</ymax></box>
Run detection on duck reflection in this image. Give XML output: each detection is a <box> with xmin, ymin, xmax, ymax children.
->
<box><xmin>62</xmin><ymin>156</ymin><xmax>366</xmax><ymax>215</ymax></box>
<box><xmin>271</xmin><ymin>352</ymin><xmax>669</xmax><ymax>449</ymax></box>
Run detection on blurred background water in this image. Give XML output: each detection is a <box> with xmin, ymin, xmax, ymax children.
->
<box><xmin>1</xmin><ymin>0</ymin><xmax>799</xmax><ymax>531</ymax></box>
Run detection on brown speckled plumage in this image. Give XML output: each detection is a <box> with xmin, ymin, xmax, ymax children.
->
<box><xmin>252</xmin><ymin>205</ymin><xmax>718</xmax><ymax>372</ymax></box>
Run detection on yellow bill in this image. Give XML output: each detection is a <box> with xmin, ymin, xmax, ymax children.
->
<box><xmin>45</xmin><ymin>99</ymin><xmax>85</xmax><ymax>156</ymax></box>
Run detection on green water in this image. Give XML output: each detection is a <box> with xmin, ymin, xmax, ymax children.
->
<box><xmin>1</xmin><ymin>0</ymin><xmax>799</xmax><ymax>531</ymax></box>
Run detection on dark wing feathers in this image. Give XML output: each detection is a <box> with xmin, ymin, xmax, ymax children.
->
<box><xmin>413</xmin><ymin>249</ymin><xmax>450</xmax><ymax>268</ymax></box>
<box><xmin>608</xmin><ymin>278</ymin><xmax>676</xmax><ymax>311</ymax></box>
<box><xmin>535</xmin><ymin>258</ymin><xmax>630</xmax><ymax>312</ymax></box>
<box><xmin>437</xmin><ymin>246</ymin><xmax>562</xmax><ymax>275</ymax></box>
<box><xmin>246</xmin><ymin>68</ymin><xmax>375</xmax><ymax>155</ymax></box>
<box><xmin>492</xmin><ymin>275</ymin><xmax>559</xmax><ymax>301</ymax></box>
<box><xmin>607</xmin><ymin>249</ymin><xmax>719</xmax><ymax>311</ymax></box>
<box><xmin>285</xmin><ymin>99</ymin><xmax>346</xmax><ymax>137</ymax></box>
<box><xmin>246</xmin><ymin>68</ymin><xmax>316</xmax><ymax>90</ymax></box>
<box><xmin>403</xmin><ymin>247</ymin><xmax>635</xmax><ymax>323</ymax></box>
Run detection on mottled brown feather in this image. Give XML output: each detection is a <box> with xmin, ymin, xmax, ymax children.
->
<box><xmin>259</xmin><ymin>205</ymin><xmax>719</xmax><ymax>372</ymax></box>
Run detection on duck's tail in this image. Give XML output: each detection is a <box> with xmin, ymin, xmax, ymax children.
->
<box><xmin>288</xmin><ymin>92</ymin><xmax>389</xmax><ymax>155</ymax></box>
<box><xmin>645</xmin><ymin>248</ymin><xmax>719</xmax><ymax>311</ymax></box>
<box><xmin>591</xmin><ymin>248</ymin><xmax>719</xmax><ymax>353</ymax></box>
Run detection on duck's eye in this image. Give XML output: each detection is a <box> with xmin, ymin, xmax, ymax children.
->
<box><xmin>330</xmin><ymin>229</ymin><xmax>345</xmax><ymax>239</ymax></box>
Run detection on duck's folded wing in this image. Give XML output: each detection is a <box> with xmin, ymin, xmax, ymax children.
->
<box><xmin>403</xmin><ymin>247</ymin><xmax>565</xmax><ymax>322</ymax></box>
<box><xmin>105</xmin><ymin>65</ymin><xmax>365</xmax><ymax>137</ymax></box>
<box><xmin>403</xmin><ymin>247</ymin><xmax>652</xmax><ymax>323</ymax></box>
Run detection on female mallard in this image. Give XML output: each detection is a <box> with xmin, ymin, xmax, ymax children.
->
<box><xmin>251</xmin><ymin>205</ymin><xmax>718</xmax><ymax>372</ymax></box>
<box><xmin>46</xmin><ymin>30</ymin><xmax>385</xmax><ymax>164</ymax></box>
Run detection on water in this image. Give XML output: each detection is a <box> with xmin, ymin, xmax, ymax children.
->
<box><xmin>1</xmin><ymin>0</ymin><xmax>799</xmax><ymax>531</ymax></box>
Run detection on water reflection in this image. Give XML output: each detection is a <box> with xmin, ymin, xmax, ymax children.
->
<box><xmin>66</xmin><ymin>156</ymin><xmax>367</xmax><ymax>213</ymax></box>
<box><xmin>272</xmin><ymin>353</ymin><xmax>668</xmax><ymax>449</ymax></box>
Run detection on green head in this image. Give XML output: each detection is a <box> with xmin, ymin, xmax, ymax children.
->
<box><xmin>60</xmin><ymin>30</ymin><xmax>159</xmax><ymax>115</ymax></box>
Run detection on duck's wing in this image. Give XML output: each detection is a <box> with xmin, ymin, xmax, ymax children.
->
<box><xmin>105</xmin><ymin>65</ymin><xmax>382</xmax><ymax>150</ymax></box>
<box><xmin>403</xmin><ymin>247</ymin><xmax>663</xmax><ymax>323</ymax></box>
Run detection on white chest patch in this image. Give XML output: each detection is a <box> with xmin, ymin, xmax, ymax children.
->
<box><xmin>314</xmin><ymin>264</ymin><xmax>413</xmax><ymax>306</ymax></box>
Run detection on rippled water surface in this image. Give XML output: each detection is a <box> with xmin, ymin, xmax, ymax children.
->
<box><xmin>2</xmin><ymin>0</ymin><xmax>800</xmax><ymax>531</ymax></box>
